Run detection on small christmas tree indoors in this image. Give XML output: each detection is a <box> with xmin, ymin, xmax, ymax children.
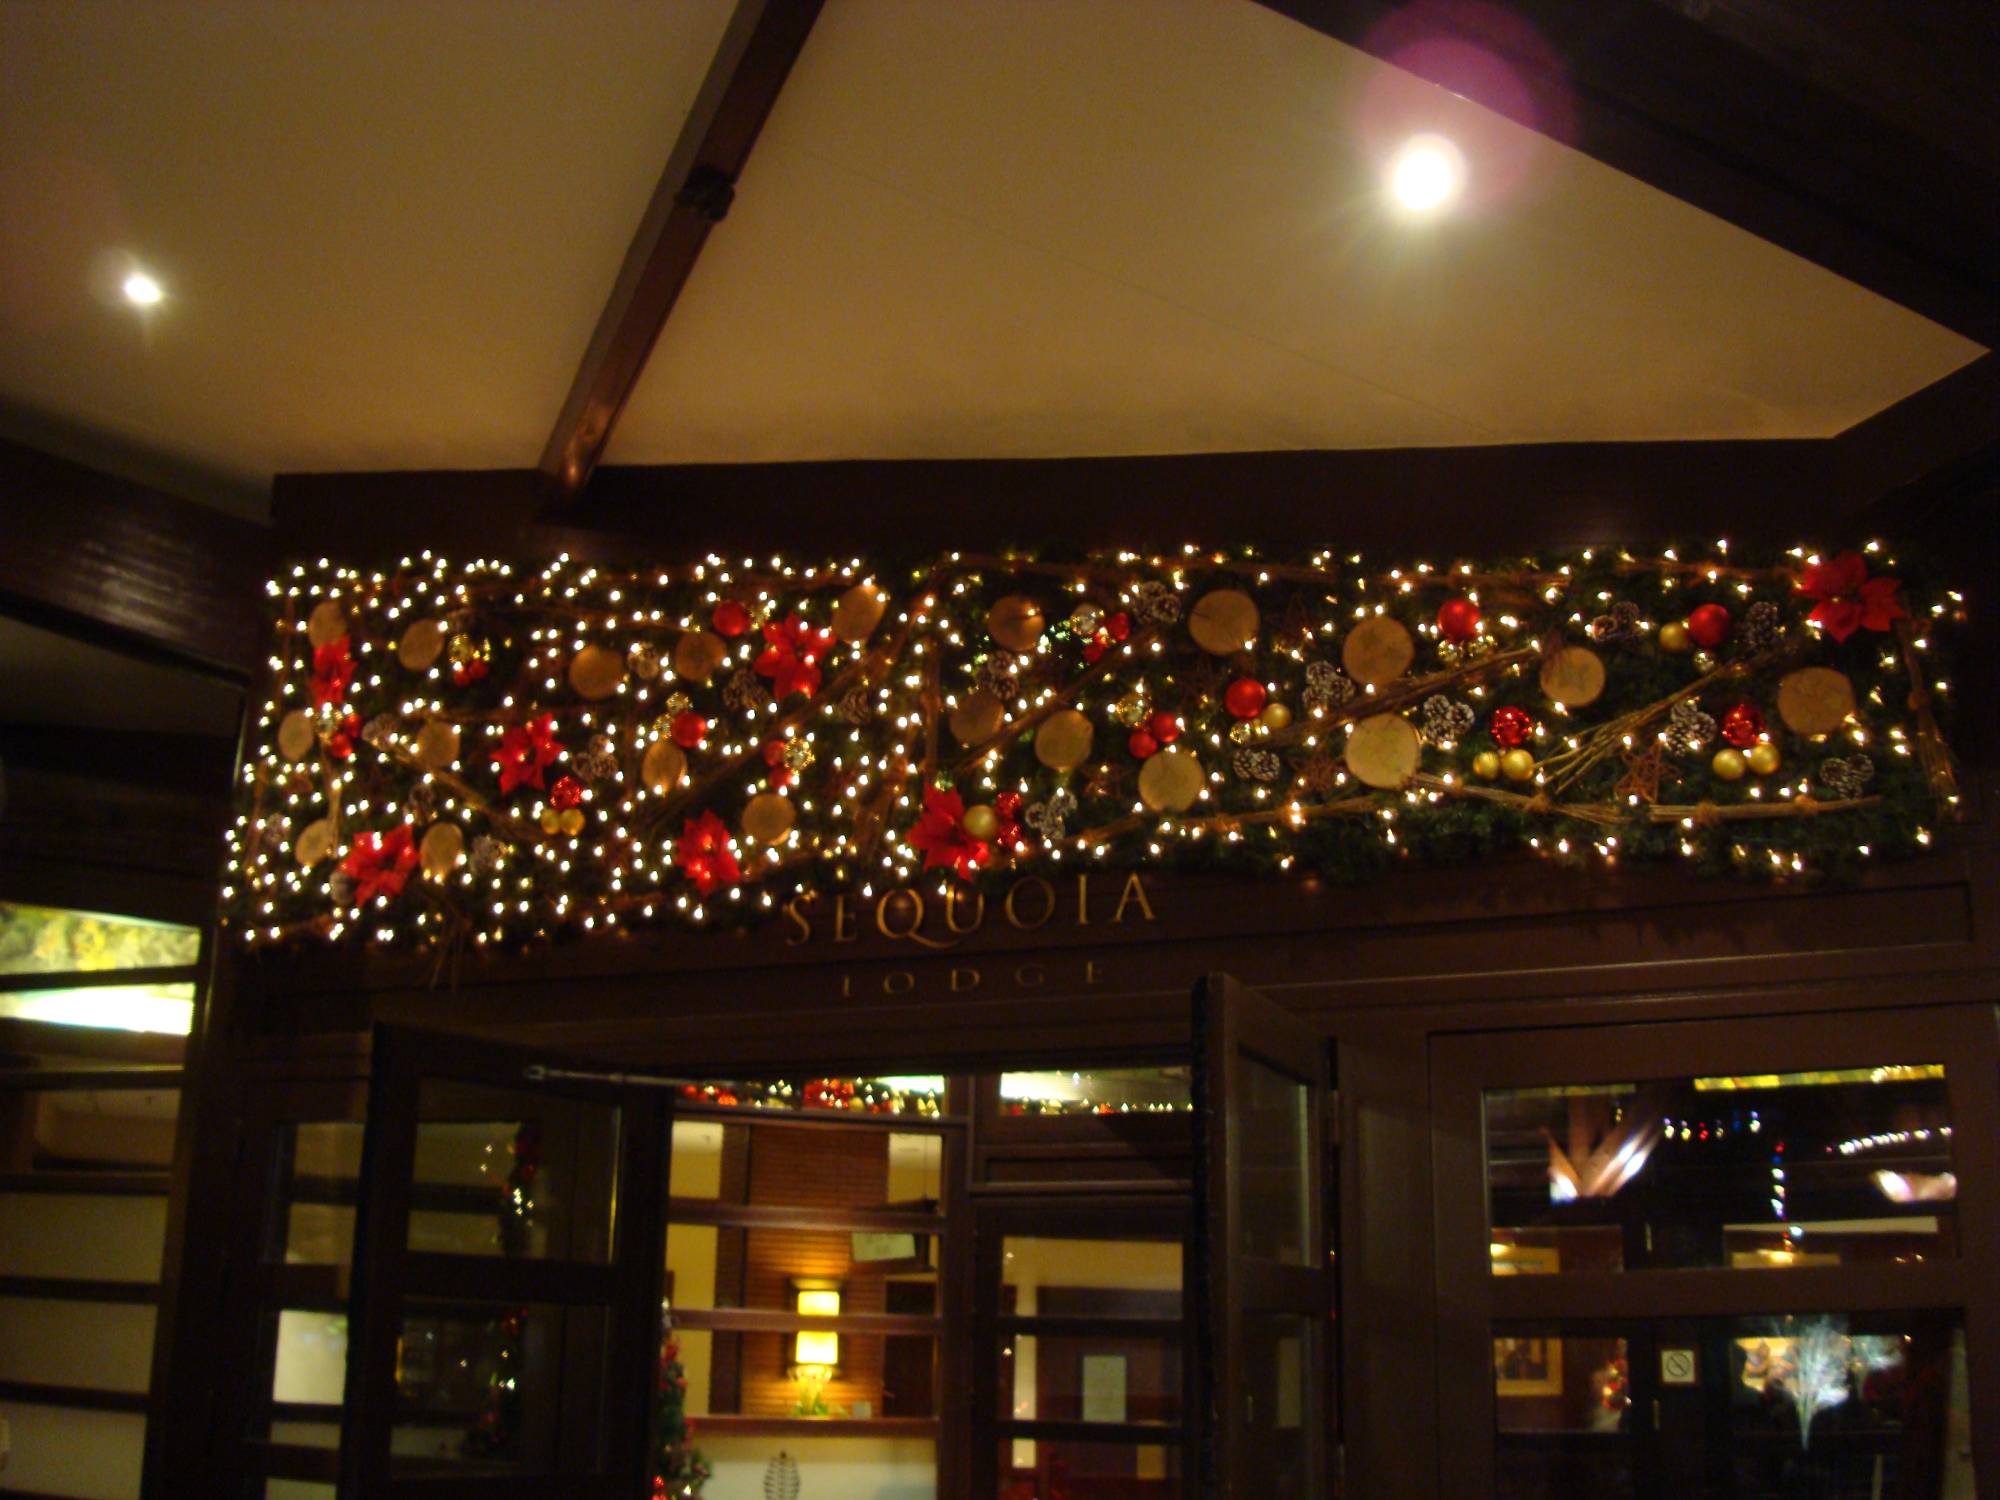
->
<box><xmin>653</xmin><ymin>1312</ymin><xmax>711</xmax><ymax>1497</ymax></box>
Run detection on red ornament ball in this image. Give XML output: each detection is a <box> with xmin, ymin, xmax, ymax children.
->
<box><xmin>1224</xmin><ymin>677</ymin><xmax>1268</xmax><ymax>719</ymax></box>
<box><xmin>1686</xmin><ymin>603</ymin><xmax>1732</xmax><ymax>649</ymax></box>
<box><xmin>549</xmin><ymin>774</ymin><xmax>584</xmax><ymax>811</ymax></box>
<box><xmin>761</xmin><ymin>739</ymin><xmax>787</xmax><ymax>767</ymax></box>
<box><xmin>1083</xmin><ymin>633</ymin><xmax>1108</xmax><ymax>663</ymax></box>
<box><xmin>995</xmin><ymin>791</ymin><xmax>1023</xmax><ymax>819</ymax></box>
<box><xmin>712</xmin><ymin>599</ymin><xmax>751</xmax><ymax>637</ymax></box>
<box><xmin>1105</xmin><ymin>611</ymin><xmax>1132</xmax><ymax>642</ymax></box>
<box><xmin>670</xmin><ymin>711</ymin><xmax>708</xmax><ymax>749</ymax></box>
<box><xmin>769</xmin><ymin>766</ymin><xmax>795</xmax><ymax>789</ymax></box>
<box><xmin>1720</xmin><ymin>702</ymin><xmax>1766</xmax><ymax>749</ymax></box>
<box><xmin>451</xmin><ymin>658</ymin><xmax>488</xmax><ymax>687</ymax></box>
<box><xmin>1437</xmin><ymin>596</ymin><xmax>1482</xmax><ymax>643</ymax></box>
<box><xmin>1127</xmin><ymin>730</ymin><xmax>1160</xmax><ymax>760</ymax></box>
<box><xmin>1489</xmin><ymin>706</ymin><xmax>1536</xmax><ymax>748</ymax></box>
<box><xmin>1148</xmin><ymin>710</ymin><xmax>1182</xmax><ymax>745</ymax></box>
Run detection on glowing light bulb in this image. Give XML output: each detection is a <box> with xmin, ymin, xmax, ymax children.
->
<box><xmin>1388</xmin><ymin>135</ymin><xmax>1464</xmax><ymax>212</ymax></box>
<box><xmin>122</xmin><ymin>270</ymin><xmax>165</xmax><ymax>306</ymax></box>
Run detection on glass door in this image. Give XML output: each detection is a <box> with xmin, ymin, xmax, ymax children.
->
<box><xmin>337</xmin><ymin>1025</ymin><xmax>669</xmax><ymax>1499</ymax></box>
<box><xmin>1431</xmin><ymin>1004</ymin><xmax>2000</xmax><ymax>1499</ymax></box>
<box><xmin>1193</xmin><ymin>974</ymin><xmax>1334</xmax><ymax>1497</ymax></box>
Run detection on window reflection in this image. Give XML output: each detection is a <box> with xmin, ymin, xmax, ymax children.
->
<box><xmin>1493</xmin><ymin>1313</ymin><xmax>1972</xmax><ymax>1500</ymax></box>
<box><xmin>1486</xmin><ymin>1066</ymin><xmax>1955</xmax><ymax>1272</ymax></box>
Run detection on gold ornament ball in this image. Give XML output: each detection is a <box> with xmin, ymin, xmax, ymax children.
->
<box><xmin>1711</xmin><ymin>747</ymin><xmax>1748</xmax><ymax>782</ymax></box>
<box><xmin>1500</xmin><ymin>748</ymin><xmax>1536</xmax><ymax>783</ymax></box>
<box><xmin>1259</xmin><ymin>701</ymin><xmax>1293</xmax><ymax>731</ymax></box>
<box><xmin>1657</xmin><ymin>620</ymin><xmax>1691</xmax><ymax>654</ymax></box>
<box><xmin>540</xmin><ymin>808</ymin><xmax>563</xmax><ymax>834</ymax></box>
<box><xmin>1471</xmin><ymin>750</ymin><xmax>1501</xmax><ymax>780</ymax></box>
<box><xmin>1746</xmin><ymin>742</ymin><xmax>1781</xmax><ymax>776</ymax></box>
<box><xmin>960</xmin><ymin>803</ymin><xmax>1001</xmax><ymax>841</ymax></box>
<box><xmin>559</xmin><ymin>807</ymin><xmax>586</xmax><ymax>836</ymax></box>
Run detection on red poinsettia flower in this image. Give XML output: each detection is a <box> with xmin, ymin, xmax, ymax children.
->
<box><xmin>326</xmin><ymin>710</ymin><xmax>362</xmax><ymax>759</ymax></box>
<box><xmin>1797</xmin><ymin>551</ymin><xmax>1907</xmax><ymax>643</ymax></box>
<box><xmin>907</xmin><ymin>784</ymin><xmax>989</xmax><ymax>880</ymax></box>
<box><xmin>492</xmin><ymin>713</ymin><xmax>563</xmax><ymax>794</ymax></box>
<box><xmin>339</xmin><ymin>825</ymin><xmax>419</xmax><ymax>904</ymax></box>
<box><xmin>677</xmin><ymin>810</ymin><xmax>741</xmax><ymax>896</ymax></box>
<box><xmin>311</xmin><ymin>636</ymin><xmax>354</xmax><ymax>707</ymax></box>
<box><xmin>754</xmin><ymin>614</ymin><xmax>836</xmax><ymax>700</ymax></box>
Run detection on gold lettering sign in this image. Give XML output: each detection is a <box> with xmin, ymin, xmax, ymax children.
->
<box><xmin>785</xmin><ymin>873</ymin><xmax>1153</xmax><ymax>951</ymax></box>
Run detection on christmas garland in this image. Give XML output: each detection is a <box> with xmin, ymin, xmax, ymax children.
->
<box><xmin>224</xmin><ymin>543</ymin><xmax>1962</xmax><ymax>952</ymax></box>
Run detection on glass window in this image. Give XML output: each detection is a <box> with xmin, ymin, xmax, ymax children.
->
<box><xmin>0</xmin><ymin>901</ymin><xmax>200</xmax><ymax>973</ymax></box>
<box><xmin>677</xmin><ymin>1076</ymin><xmax>945</xmax><ymax>1116</ymax></box>
<box><xmin>666</xmin><ymin>1225</ymin><xmax>938</xmax><ymax>1312</ymax></box>
<box><xmin>1001</xmin><ymin>1236</ymin><xmax>1183</xmax><ymax>1312</ymax></box>
<box><xmin>999</xmin><ymin>1066</ymin><xmax>1191</xmax><ymax>1116</ymax></box>
<box><xmin>998</xmin><ymin>1439</ymin><xmax>1183</xmax><ymax>1498</ymax></box>
<box><xmin>671</xmin><ymin>1120</ymin><xmax>946</xmax><ymax>1213</ymax></box>
<box><xmin>11</xmin><ymin>1087</ymin><xmax>179</xmax><ymax>1171</ymax></box>
<box><xmin>407</xmin><ymin>1080</ymin><xmax>619</xmax><ymax>1261</ymax></box>
<box><xmin>275</xmin><ymin>1121</ymin><xmax>364</xmax><ymax>1267</ymax></box>
<box><xmin>389</xmin><ymin>1301</ymin><xmax>608</xmax><ymax>1474</ymax></box>
<box><xmin>1486</xmin><ymin>1066</ymin><xmax>1956</xmax><ymax>1273</ymax></box>
<box><xmin>0</xmin><ymin>980</ymin><xmax>196</xmax><ymax>1035</ymax></box>
<box><xmin>1240</xmin><ymin>1058</ymin><xmax>1311</xmax><ymax>1266</ymax></box>
<box><xmin>683</xmin><ymin>1330</ymin><xmax>939</xmax><ymax>1420</ymax></box>
<box><xmin>999</xmin><ymin>1334</ymin><xmax>1183</xmax><ymax>1425</ymax></box>
<box><xmin>1493</xmin><ymin>1312</ymin><xmax>1973</xmax><ymax>1500</ymax></box>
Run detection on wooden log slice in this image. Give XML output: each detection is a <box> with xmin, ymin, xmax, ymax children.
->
<box><xmin>832</xmin><ymin>583</ymin><xmax>888</xmax><ymax>645</ymax></box>
<box><xmin>1777</xmin><ymin>667</ymin><xmax>1858</xmax><ymax>736</ymax></box>
<box><xmin>672</xmin><ymin>629</ymin><xmax>729</xmax><ymax>684</ymax></box>
<box><xmin>306</xmin><ymin>600</ymin><xmax>347</xmax><ymax>647</ymax></box>
<box><xmin>1539</xmin><ymin>645</ymin><xmax>1607</xmax><ymax>708</ymax></box>
<box><xmin>568</xmin><ymin>644</ymin><xmax>626</xmax><ymax>700</ymax></box>
<box><xmin>412</xmin><ymin>720</ymin><xmax>460</xmax><ymax>772</ymax></box>
<box><xmin>741</xmin><ymin>792</ymin><xmax>797</xmax><ymax>844</ymax></box>
<box><xmin>1187</xmin><ymin>589</ymin><xmax>1260</xmax><ymax>654</ymax></box>
<box><xmin>295</xmin><ymin>818</ymin><xmax>337</xmax><ymax>868</ymax></box>
<box><xmin>1345</xmin><ymin>713</ymin><xmax>1421</xmax><ymax>789</ymax></box>
<box><xmin>1138</xmin><ymin>748</ymin><xmax>1204</xmax><ymax>813</ymax></box>
<box><xmin>397</xmin><ymin>619</ymin><xmax>447</xmax><ymax>672</ymax></box>
<box><xmin>420</xmin><ymin>821</ymin><xmax>463</xmax><ymax>879</ymax></box>
<box><xmin>986</xmin><ymin>595</ymin><xmax>1046</xmax><ymax>653</ymax></box>
<box><xmin>1034</xmin><ymin>708</ymin><xmax>1094</xmax><ymax>771</ymax></box>
<box><xmin>276</xmin><ymin>709</ymin><xmax>317</xmax><ymax>763</ymax></box>
<box><xmin>949</xmin><ymin>689</ymin><xmax>1007</xmax><ymax>745</ymax></box>
<box><xmin>1341</xmin><ymin>616</ymin><xmax>1415</xmax><ymax>687</ymax></box>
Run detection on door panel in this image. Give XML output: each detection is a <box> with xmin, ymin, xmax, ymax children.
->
<box><xmin>1430</xmin><ymin>1005</ymin><xmax>2000</xmax><ymax>1499</ymax></box>
<box><xmin>338</xmin><ymin>1027</ymin><xmax>668</xmax><ymax>1499</ymax></box>
<box><xmin>1193</xmin><ymin>974</ymin><xmax>1333</xmax><ymax>1497</ymax></box>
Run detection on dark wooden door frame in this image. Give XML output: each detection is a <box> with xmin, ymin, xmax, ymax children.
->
<box><xmin>1193</xmin><ymin>974</ymin><xmax>1334</xmax><ymax>1496</ymax></box>
<box><xmin>1428</xmin><ymin>1002</ymin><xmax>2000</xmax><ymax>1496</ymax></box>
<box><xmin>338</xmin><ymin>1025</ymin><xmax>669</xmax><ymax>1499</ymax></box>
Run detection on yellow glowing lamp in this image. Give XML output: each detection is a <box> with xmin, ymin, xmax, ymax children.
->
<box><xmin>792</xmin><ymin>1281</ymin><xmax>842</xmax><ymax>1371</ymax></box>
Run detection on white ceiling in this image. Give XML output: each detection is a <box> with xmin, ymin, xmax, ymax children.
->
<box><xmin>0</xmin><ymin>0</ymin><xmax>1985</xmax><ymax>505</ymax></box>
<box><xmin>0</xmin><ymin>0</ymin><xmax>738</xmax><ymax>509</ymax></box>
<box><xmin>608</xmin><ymin>0</ymin><xmax>1985</xmax><ymax>464</ymax></box>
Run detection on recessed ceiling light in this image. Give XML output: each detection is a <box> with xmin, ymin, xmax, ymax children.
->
<box><xmin>1388</xmin><ymin>134</ymin><xmax>1464</xmax><ymax>212</ymax></box>
<box><xmin>121</xmin><ymin>269</ymin><xmax>164</xmax><ymax>307</ymax></box>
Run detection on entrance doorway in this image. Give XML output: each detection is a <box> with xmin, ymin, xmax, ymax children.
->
<box><xmin>204</xmin><ymin>976</ymin><xmax>1336</xmax><ymax>1497</ymax></box>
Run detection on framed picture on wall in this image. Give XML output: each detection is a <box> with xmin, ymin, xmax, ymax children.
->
<box><xmin>1494</xmin><ymin>1336</ymin><xmax>1563</xmax><ymax>1397</ymax></box>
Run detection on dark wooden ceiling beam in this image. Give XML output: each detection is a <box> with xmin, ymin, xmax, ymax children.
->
<box><xmin>1254</xmin><ymin>0</ymin><xmax>2000</xmax><ymax>347</ymax></box>
<box><xmin>538</xmin><ymin>0</ymin><xmax>826</xmax><ymax>510</ymax></box>
<box><xmin>0</xmin><ymin>439</ymin><xmax>272</xmax><ymax>680</ymax></box>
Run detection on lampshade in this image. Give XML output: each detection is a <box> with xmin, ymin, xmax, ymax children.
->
<box><xmin>793</xmin><ymin>1283</ymin><xmax>841</xmax><ymax>1370</ymax></box>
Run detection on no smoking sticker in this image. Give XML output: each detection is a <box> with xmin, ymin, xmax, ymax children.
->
<box><xmin>1661</xmin><ymin>1348</ymin><xmax>1698</xmax><ymax>1386</ymax></box>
